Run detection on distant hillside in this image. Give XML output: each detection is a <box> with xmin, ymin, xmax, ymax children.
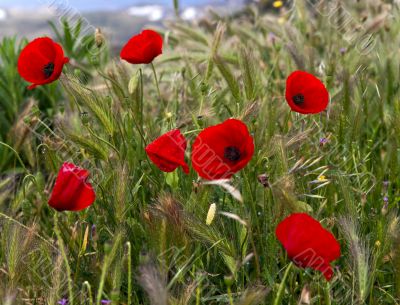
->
<box><xmin>0</xmin><ymin>2</ymin><xmax>244</xmax><ymax>45</ymax></box>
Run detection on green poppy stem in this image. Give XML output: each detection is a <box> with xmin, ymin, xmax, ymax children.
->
<box><xmin>54</xmin><ymin>213</ymin><xmax>74</xmax><ymax>305</ymax></box>
<box><xmin>324</xmin><ymin>281</ymin><xmax>332</xmax><ymax>305</ymax></box>
<box><xmin>126</xmin><ymin>242</ymin><xmax>132</xmax><ymax>305</ymax></box>
<box><xmin>273</xmin><ymin>262</ymin><xmax>293</xmax><ymax>305</ymax></box>
<box><xmin>150</xmin><ymin>62</ymin><xmax>163</xmax><ymax>104</ymax></box>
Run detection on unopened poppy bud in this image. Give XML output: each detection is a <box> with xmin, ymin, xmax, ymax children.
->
<box><xmin>95</xmin><ymin>28</ymin><xmax>105</xmax><ymax>48</ymax></box>
<box><xmin>224</xmin><ymin>275</ymin><xmax>234</xmax><ymax>286</ymax></box>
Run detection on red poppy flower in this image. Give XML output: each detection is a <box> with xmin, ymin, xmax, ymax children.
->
<box><xmin>276</xmin><ymin>213</ymin><xmax>341</xmax><ymax>281</ymax></box>
<box><xmin>285</xmin><ymin>70</ymin><xmax>329</xmax><ymax>114</ymax></box>
<box><xmin>191</xmin><ymin>119</ymin><xmax>254</xmax><ymax>180</ymax></box>
<box><xmin>48</xmin><ymin>162</ymin><xmax>96</xmax><ymax>212</ymax></box>
<box><xmin>120</xmin><ymin>29</ymin><xmax>163</xmax><ymax>64</ymax></box>
<box><xmin>145</xmin><ymin>129</ymin><xmax>189</xmax><ymax>174</ymax></box>
<box><xmin>17</xmin><ymin>37</ymin><xmax>69</xmax><ymax>90</ymax></box>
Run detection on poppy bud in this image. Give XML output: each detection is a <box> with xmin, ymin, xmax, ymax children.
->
<box><xmin>95</xmin><ymin>28</ymin><xmax>105</xmax><ymax>48</ymax></box>
<box><xmin>48</xmin><ymin>162</ymin><xmax>96</xmax><ymax>212</ymax></box>
<box><xmin>224</xmin><ymin>275</ymin><xmax>234</xmax><ymax>286</ymax></box>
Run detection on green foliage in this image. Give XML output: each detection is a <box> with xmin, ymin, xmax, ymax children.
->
<box><xmin>1</xmin><ymin>1</ymin><xmax>400</xmax><ymax>304</ymax></box>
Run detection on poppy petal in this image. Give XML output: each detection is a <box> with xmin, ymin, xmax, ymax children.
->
<box><xmin>145</xmin><ymin>129</ymin><xmax>189</xmax><ymax>174</ymax></box>
<box><xmin>17</xmin><ymin>37</ymin><xmax>68</xmax><ymax>89</ymax></box>
<box><xmin>285</xmin><ymin>70</ymin><xmax>329</xmax><ymax>114</ymax></box>
<box><xmin>276</xmin><ymin>213</ymin><xmax>340</xmax><ymax>281</ymax></box>
<box><xmin>191</xmin><ymin>119</ymin><xmax>254</xmax><ymax>180</ymax></box>
<box><xmin>120</xmin><ymin>29</ymin><xmax>163</xmax><ymax>64</ymax></box>
<box><xmin>48</xmin><ymin>162</ymin><xmax>96</xmax><ymax>212</ymax></box>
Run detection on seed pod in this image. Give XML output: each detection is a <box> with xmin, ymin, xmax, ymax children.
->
<box><xmin>95</xmin><ymin>28</ymin><xmax>105</xmax><ymax>48</ymax></box>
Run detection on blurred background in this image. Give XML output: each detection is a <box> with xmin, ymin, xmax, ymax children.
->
<box><xmin>0</xmin><ymin>0</ymin><xmax>252</xmax><ymax>45</ymax></box>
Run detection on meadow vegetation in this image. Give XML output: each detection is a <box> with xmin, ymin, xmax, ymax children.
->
<box><xmin>1</xmin><ymin>0</ymin><xmax>400</xmax><ymax>304</ymax></box>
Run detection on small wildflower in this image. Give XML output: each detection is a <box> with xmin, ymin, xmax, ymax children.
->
<box><xmin>257</xmin><ymin>173</ymin><xmax>270</xmax><ymax>188</ymax></box>
<box><xmin>317</xmin><ymin>175</ymin><xmax>328</xmax><ymax>182</ymax></box>
<box><xmin>319</xmin><ymin>137</ymin><xmax>329</xmax><ymax>146</ymax></box>
<box><xmin>165</xmin><ymin>111</ymin><xmax>173</xmax><ymax>119</ymax></box>
<box><xmin>206</xmin><ymin>203</ymin><xmax>217</xmax><ymax>226</ymax></box>
<box><xmin>383</xmin><ymin>196</ymin><xmax>389</xmax><ymax>203</ymax></box>
<box><xmin>273</xmin><ymin>1</ymin><xmax>283</xmax><ymax>8</ymax></box>
<box><xmin>58</xmin><ymin>299</ymin><xmax>68</xmax><ymax>305</ymax></box>
<box><xmin>375</xmin><ymin>240</ymin><xmax>381</xmax><ymax>248</ymax></box>
<box><xmin>339</xmin><ymin>47</ymin><xmax>347</xmax><ymax>55</ymax></box>
<box><xmin>101</xmin><ymin>300</ymin><xmax>111</xmax><ymax>305</ymax></box>
<box><xmin>91</xmin><ymin>224</ymin><xmax>97</xmax><ymax>239</ymax></box>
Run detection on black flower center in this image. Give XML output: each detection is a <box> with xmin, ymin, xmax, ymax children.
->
<box><xmin>292</xmin><ymin>94</ymin><xmax>305</xmax><ymax>105</ymax></box>
<box><xmin>224</xmin><ymin>146</ymin><xmax>241</xmax><ymax>162</ymax></box>
<box><xmin>43</xmin><ymin>62</ymin><xmax>55</xmax><ymax>78</ymax></box>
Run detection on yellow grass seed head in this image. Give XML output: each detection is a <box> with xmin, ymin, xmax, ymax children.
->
<box><xmin>206</xmin><ymin>203</ymin><xmax>217</xmax><ymax>225</ymax></box>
